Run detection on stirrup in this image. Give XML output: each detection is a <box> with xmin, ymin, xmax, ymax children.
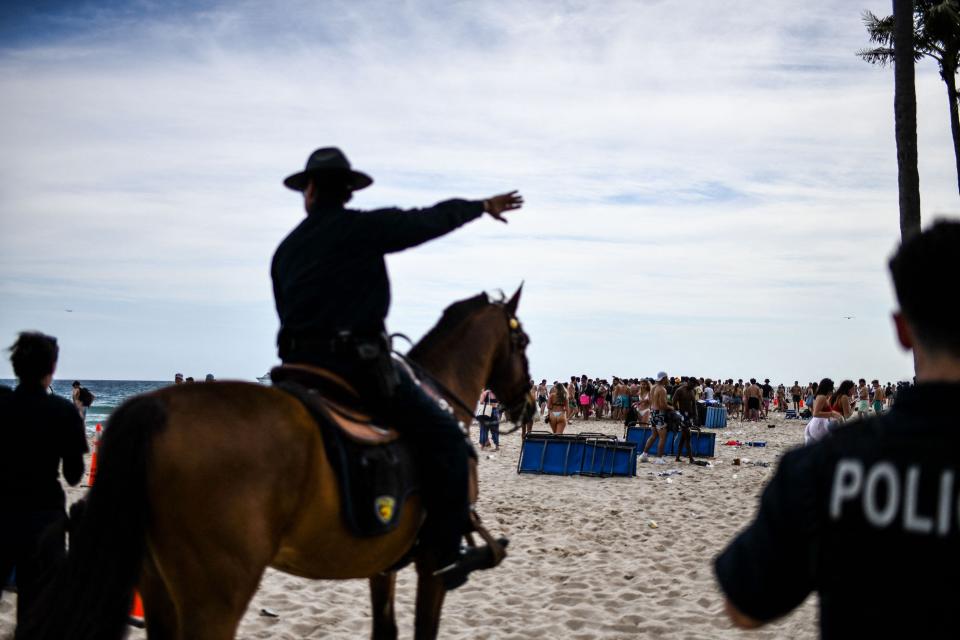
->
<box><xmin>432</xmin><ymin>510</ymin><xmax>509</xmax><ymax>590</ymax></box>
<box><xmin>433</xmin><ymin>537</ymin><xmax>510</xmax><ymax>591</ymax></box>
<box><xmin>465</xmin><ymin>509</ymin><xmax>508</xmax><ymax>567</ymax></box>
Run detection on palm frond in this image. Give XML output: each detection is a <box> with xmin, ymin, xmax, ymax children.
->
<box><xmin>858</xmin><ymin>46</ymin><xmax>895</xmax><ymax>65</ymax></box>
<box><xmin>862</xmin><ymin>10</ymin><xmax>895</xmax><ymax>46</ymax></box>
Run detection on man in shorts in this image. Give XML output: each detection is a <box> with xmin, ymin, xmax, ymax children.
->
<box><xmin>672</xmin><ymin>377</ymin><xmax>697</xmax><ymax>463</ymax></box>
<box><xmin>744</xmin><ymin>379</ymin><xmax>762</xmax><ymax>421</ymax></box>
<box><xmin>871</xmin><ymin>380</ymin><xmax>885</xmax><ymax>414</ymax></box>
<box><xmin>760</xmin><ymin>379</ymin><xmax>773</xmax><ymax>417</ymax></box>
<box><xmin>639</xmin><ymin>372</ymin><xmax>672</xmax><ymax>464</ymax></box>
<box><xmin>536</xmin><ymin>379</ymin><xmax>548</xmax><ymax>417</ymax></box>
<box><xmin>790</xmin><ymin>381</ymin><xmax>802</xmax><ymax>412</ymax></box>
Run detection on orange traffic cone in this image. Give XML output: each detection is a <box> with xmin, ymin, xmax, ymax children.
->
<box><xmin>86</xmin><ymin>424</ymin><xmax>102</xmax><ymax>487</ymax></box>
<box><xmin>128</xmin><ymin>591</ymin><xmax>145</xmax><ymax>628</ymax></box>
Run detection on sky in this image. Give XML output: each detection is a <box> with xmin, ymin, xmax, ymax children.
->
<box><xmin>1</xmin><ymin>0</ymin><xmax>957</xmax><ymax>384</ymax></box>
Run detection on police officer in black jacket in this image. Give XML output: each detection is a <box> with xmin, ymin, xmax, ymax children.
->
<box><xmin>0</xmin><ymin>332</ymin><xmax>87</xmax><ymax>625</ymax></box>
<box><xmin>715</xmin><ymin>220</ymin><xmax>960</xmax><ymax>638</ymax></box>
<box><xmin>272</xmin><ymin>147</ymin><xmax>523</xmax><ymax>589</ymax></box>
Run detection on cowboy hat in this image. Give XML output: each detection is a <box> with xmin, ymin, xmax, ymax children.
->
<box><xmin>283</xmin><ymin>147</ymin><xmax>373</xmax><ymax>192</ymax></box>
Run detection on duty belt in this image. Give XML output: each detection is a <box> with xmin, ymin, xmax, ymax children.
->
<box><xmin>280</xmin><ymin>330</ymin><xmax>388</xmax><ymax>358</ymax></box>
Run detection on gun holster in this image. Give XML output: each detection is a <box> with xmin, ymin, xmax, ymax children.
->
<box><xmin>353</xmin><ymin>333</ymin><xmax>399</xmax><ymax>400</ymax></box>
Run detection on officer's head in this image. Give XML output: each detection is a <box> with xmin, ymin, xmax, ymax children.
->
<box><xmin>304</xmin><ymin>171</ymin><xmax>355</xmax><ymax>210</ymax></box>
<box><xmin>8</xmin><ymin>331</ymin><xmax>58</xmax><ymax>386</ymax></box>
<box><xmin>285</xmin><ymin>148</ymin><xmax>372</xmax><ymax>212</ymax></box>
<box><xmin>889</xmin><ymin>220</ymin><xmax>960</xmax><ymax>371</ymax></box>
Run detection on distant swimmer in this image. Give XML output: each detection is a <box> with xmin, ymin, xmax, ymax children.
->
<box><xmin>715</xmin><ymin>220</ymin><xmax>960</xmax><ymax>638</ymax></box>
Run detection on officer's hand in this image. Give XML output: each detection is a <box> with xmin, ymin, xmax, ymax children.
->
<box><xmin>483</xmin><ymin>191</ymin><xmax>524</xmax><ymax>223</ymax></box>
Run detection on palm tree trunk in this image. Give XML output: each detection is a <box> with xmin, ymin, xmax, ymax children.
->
<box><xmin>943</xmin><ymin>65</ymin><xmax>960</xmax><ymax>195</ymax></box>
<box><xmin>893</xmin><ymin>0</ymin><xmax>922</xmax><ymax>239</ymax></box>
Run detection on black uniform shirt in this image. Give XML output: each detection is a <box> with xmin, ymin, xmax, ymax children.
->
<box><xmin>0</xmin><ymin>384</ymin><xmax>87</xmax><ymax>512</ymax></box>
<box><xmin>715</xmin><ymin>382</ymin><xmax>960</xmax><ymax>638</ymax></box>
<box><xmin>271</xmin><ymin>199</ymin><xmax>484</xmax><ymax>358</ymax></box>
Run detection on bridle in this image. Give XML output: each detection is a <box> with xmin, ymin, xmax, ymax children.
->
<box><xmin>491</xmin><ymin>306</ymin><xmax>533</xmax><ymax>435</ymax></box>
<box><xmin>391</xmin><ymin>301</ymin><xmax>533</xmax><ymax>433</ymax></box>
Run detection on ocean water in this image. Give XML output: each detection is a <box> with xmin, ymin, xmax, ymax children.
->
<box><xmin>0</xmin><ymin>379</ymin><xmax>171</xmax><ymax>436</ymax></box>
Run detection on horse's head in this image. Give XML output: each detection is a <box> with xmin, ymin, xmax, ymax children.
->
<box><xmin>407</xmin><ymin>285</ymin><xmax>535</xmax><ymax>428</ymax></box>
<box><xmin>486</xmin><ymin>285</ymin><xmax>535</xmax><ymax>428</ymax></box>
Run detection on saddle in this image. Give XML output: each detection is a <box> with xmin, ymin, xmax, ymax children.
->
<box><xmin>270</xmin><ymin>364</ymin><xmax>417</xmax><ymax>537</ymax></box>
<box><xmin>270</xmin><ymin>363</ymin><xmax>507</xmax><ymax>573</ymax></box>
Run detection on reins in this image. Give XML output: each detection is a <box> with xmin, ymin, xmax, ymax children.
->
<box><xmin>391</xmin><ymin>324</ymin><xmax>531</xmax><ymax>436</ymax></box>
<box><xmin>390</xmin><ymin>341</ymin><xmax>479</xmax><ymax>420</ymax></box>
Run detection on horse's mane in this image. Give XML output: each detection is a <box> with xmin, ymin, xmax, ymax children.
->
<box><xmin>407</xmin><ymin>292</ymin><xmax>495</xmax><ymax>360</ymax></box>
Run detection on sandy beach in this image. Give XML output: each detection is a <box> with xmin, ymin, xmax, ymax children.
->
<box><xmin>1</xmin><ymin>411</ymin><xmax>819</xmax><ymax>639</ymax></box>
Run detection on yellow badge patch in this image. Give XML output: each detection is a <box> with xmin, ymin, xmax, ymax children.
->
<box><xmin>375</xmin><ymin>496</ymin><xmax>396</xmax><ymax>524</ymax></box>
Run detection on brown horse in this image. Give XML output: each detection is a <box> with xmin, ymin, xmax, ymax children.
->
<box><xmin>20</xmin><ymin>288</ymin><xmax>533</xmax><ymax>640</ymax></box>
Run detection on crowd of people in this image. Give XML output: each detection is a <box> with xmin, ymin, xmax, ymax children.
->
<box><xmin>530</xmin><ymin>375</ymin><xmax>901</xmax><ymax>428</ymax></box>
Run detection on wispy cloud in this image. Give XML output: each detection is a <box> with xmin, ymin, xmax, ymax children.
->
<box><xmin>0</xmin><ymin>0</ymin><xmax>954</xmax><ymax>381</ymax></box>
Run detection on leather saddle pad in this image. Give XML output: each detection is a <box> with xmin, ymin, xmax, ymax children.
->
<box><xmin>270</xmin><ymin>364</ymin><xmax>416</xmax><ymax>537</ymax></box>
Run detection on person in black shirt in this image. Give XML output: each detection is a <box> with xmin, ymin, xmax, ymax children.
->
<box><xmin>272</xmin><ymin>147</ymin><xmax>523</xmax><ymax>590</ymax></box>
<box><xmin>715</xmin><ymin>220</ymin><xmax>960</xmax><ymax>638</ymax></box>
<box><xmin>671</xmin><ymin>378</ymin><xmax>697</xmax><ymax>463</ymax></box>
<box><xmin>0</xmin><ymin>332</ymin><xmax>87</xmax><ymax>625</ymax></box>
<box><xmin>760</xmin><ymin>378</ymin><xmax>773</xmax><ymax>418</ymax></box>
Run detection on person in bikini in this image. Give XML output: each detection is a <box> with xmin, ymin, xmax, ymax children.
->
<box><xmin>548</xmin><ymin>381</ymin><xmax>568</xmax><ymax>434</ymax></box>
<box><xmin>637</xmin><ymin>379</ymin><xmax>653</xmax><ymax>427</ymax></box>
<box><xmin>595</xmin><ymin>380</ymin><xmax>608</xmax><ymax>419</ymax></box>
<box><xmin>639</xmin><ymin>372</ymin><xmax>672</xmax><ymax>464</ymax></box>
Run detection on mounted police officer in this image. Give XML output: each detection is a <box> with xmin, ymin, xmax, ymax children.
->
<box><xmin>271</xmin><ymin>147</ymin><xmax>523</xmax><ymax>589</ymax></box>
<box><xmin>715</xmin><ymin>220</ymin><xmax>960</xmax><ymax>638</ymax></box>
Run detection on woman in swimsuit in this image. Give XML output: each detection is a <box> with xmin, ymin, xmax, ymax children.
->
<box><xmin>804</xmin><ymin>378</ymin><xmax>843</xmax><ymax>444</ymax></box>
<box><xmin>548</xmin><ymin>382</ymin><xmax>568</xmax><ymax>434</ymax></box>
<box><xmin>595</xmin><ymin>382</ymin><xmax>608</xmax><ymax>419</ymax></box>
<box><xmin>830</xmin><ymin>380</ymin><xmax>855</xmax><ymax>420</ymax></box>
<box><xmin>637</xmin><ymin>380</ymin><xmax>652</xmax><ymax>426</ymax></box>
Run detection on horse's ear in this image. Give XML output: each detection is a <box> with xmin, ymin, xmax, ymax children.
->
<box><xmin>506</xmin><ymin>282</ymin><xmax>523</xmax><ymax>315</ymax></box>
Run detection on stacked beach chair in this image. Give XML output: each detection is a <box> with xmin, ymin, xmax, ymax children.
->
<box><xmin>517</xmin><ymin>419</ymin><xmax>718</xmax><ymax>478</ymax></box>
<box><xmin>517</xmin><ymin>432</ymin><xmax>637</xmax><ymax>477</ymax></box>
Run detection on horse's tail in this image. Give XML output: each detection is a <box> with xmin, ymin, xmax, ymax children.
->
<box><xmin>17</xmin><ymin>395</ymin><xmax>167</xmax><ymax>640</ymax></box>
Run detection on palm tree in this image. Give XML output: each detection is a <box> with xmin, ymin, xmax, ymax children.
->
<box><xmin>860</xmin><ymin>1</ymin><xmax>960</xmax><ymax>203</ymax></box>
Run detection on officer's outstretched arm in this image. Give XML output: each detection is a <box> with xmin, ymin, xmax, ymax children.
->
<box><xmin>362</xmin><ymin>191</ymin><xmax>522</xmax><ymax>254</ymax></box>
